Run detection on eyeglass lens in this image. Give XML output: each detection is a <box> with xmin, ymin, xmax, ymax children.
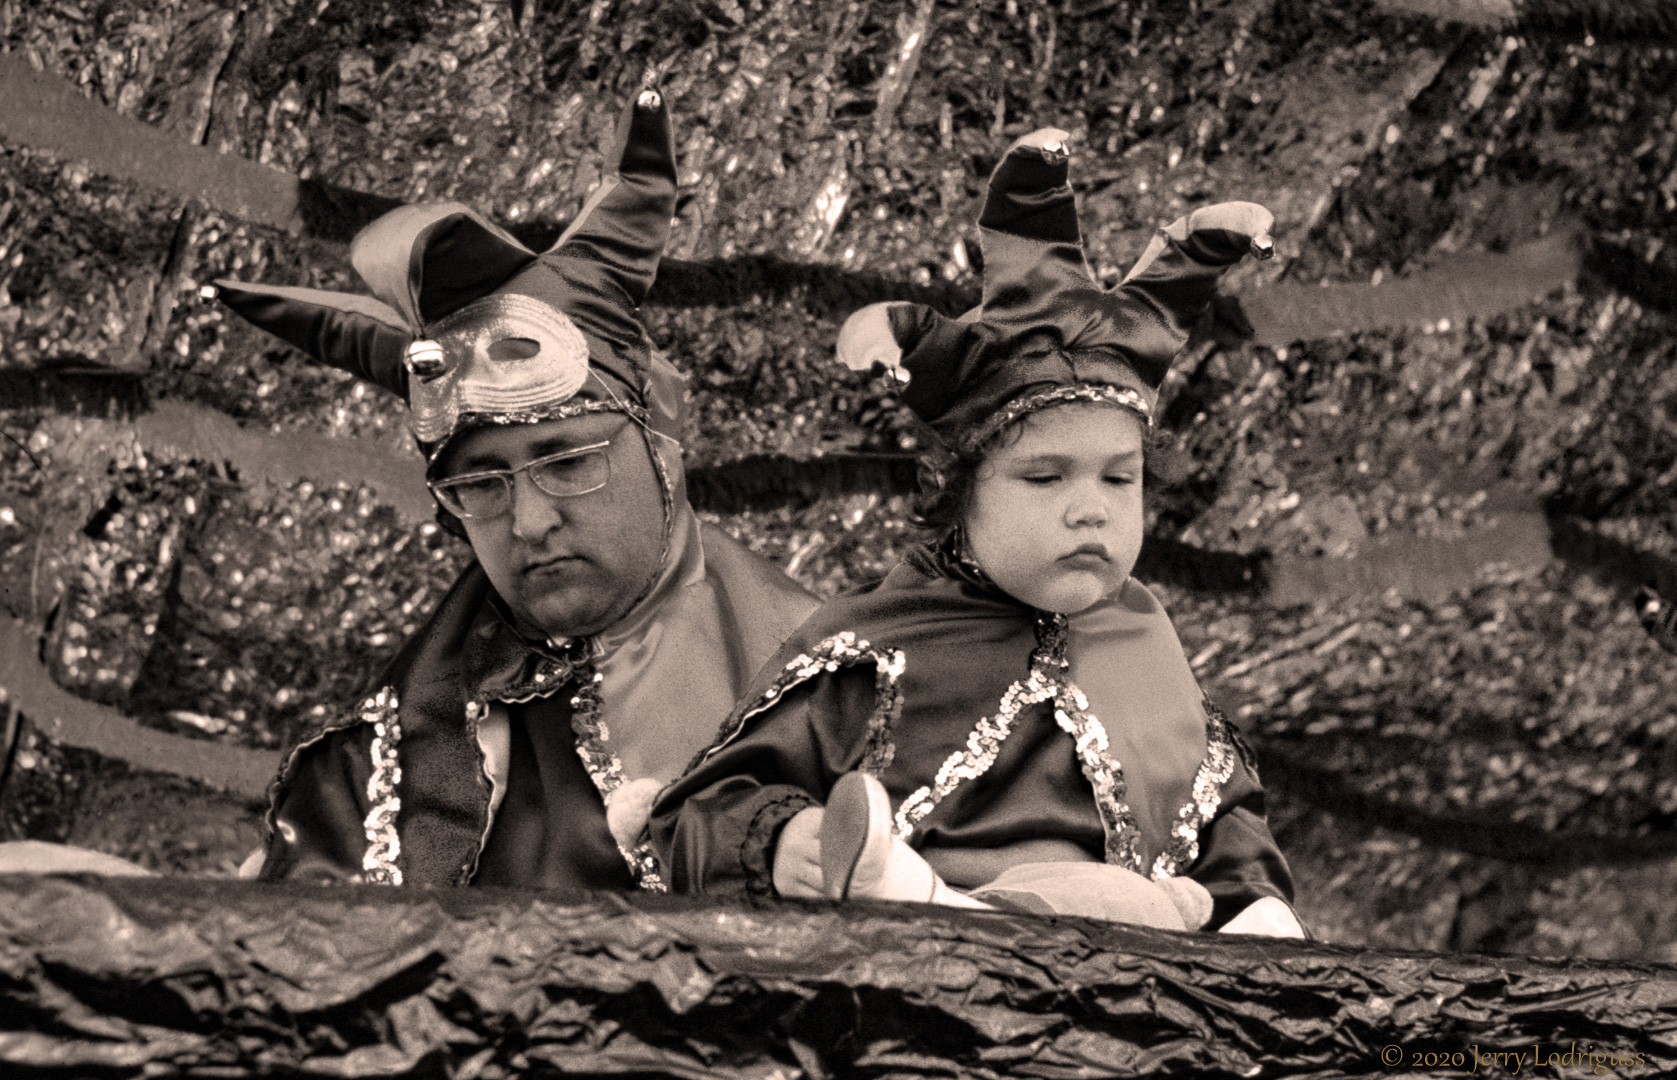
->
<box><xmin>434</xmin><ymin>448</ymin><xmax>610</xmax><ymax>518</ymax></box>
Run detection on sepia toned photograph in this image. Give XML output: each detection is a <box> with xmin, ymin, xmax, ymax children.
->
<box><xmin>1</xmin><ymin>0</ymin><xmax>1675</xmax><ymax>1075</ymax></box>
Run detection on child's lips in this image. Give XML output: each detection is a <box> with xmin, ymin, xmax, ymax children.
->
<box><xmin>1060</xmin><ymin>545</ymin><xmax>1111</xmax><ymax>568</ymax></box>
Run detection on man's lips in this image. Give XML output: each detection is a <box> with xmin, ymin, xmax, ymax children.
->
<box><xmin>522</xmin><ymin>554</ymin><xmax>581</xmax><ymax>577</ymax></box>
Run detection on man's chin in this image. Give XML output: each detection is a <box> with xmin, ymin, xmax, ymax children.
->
<box><xmin>512</xmin><ymin>575</ymin><xmax>645</xmax><ymax>640</ymax></box>
<box><xmin>520</xmin><ymin>598</ymin><xmax>623</xmax><ymax>641</ymax></box>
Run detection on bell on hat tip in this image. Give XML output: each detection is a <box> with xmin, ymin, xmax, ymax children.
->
<box><xmin>1250</xmin><ymin>234</ymin><xmax>1275</xmax><ymax>260</ymax></box>
<box><xmin>198</xmin><ymin>284</ymin><xmax>219</xmax><ymax>300</ymax></box>
<box><xmin>637</xmin><ymin>88</ymin><xmax>662</xmax><ymax>108</ymax></box>
<box><xmin>404</xmin><ymin>339</ymin><xmax>447</xmax><ymax>379</ymax></box>
<box><xmin>1012</xmin><ymin>127</ymin><xmax>1071</xmax><ymax>162</ymax></box>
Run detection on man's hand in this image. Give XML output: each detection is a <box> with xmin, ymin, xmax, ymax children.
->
<box><xmin>772</xmin><ymin>806</ymin><xmax>825</xmax><ymax>898</ymax></box>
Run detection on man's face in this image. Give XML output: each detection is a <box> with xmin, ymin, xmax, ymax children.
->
<box><xmin>963</xmin><ymin>404</ymin><xmax>1145</xmax><ymax>615</ymax></box>
<box><xmin>436</xmin><ymin>414</ymin><xmax>667</xmax><ymax>640</ymax></box>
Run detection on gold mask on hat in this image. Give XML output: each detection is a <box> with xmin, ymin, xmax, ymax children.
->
<box><xmin>405</xmin><ymin>293</ymin><xmax>592</xmax><ymax>444</ymax></box>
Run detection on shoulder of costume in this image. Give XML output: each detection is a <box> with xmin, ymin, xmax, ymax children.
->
<box><xmin>378</xmin><ymin>563</ymin><xmax>495</xmax><ymax>689</ymax></box>
<box><xmin>695</xmin><ymin>520</ymin><xmax>821</xmax><ymax>619</ymax></box>
<box><xmin>727</xmin><ymin>556</ymin><xmax>1031</xmax><ymax>721</ymax></box>
<box><xmin>270</xmin><ymin>565</ymin><xmax>495</xmax><ymax>772</ymax></box>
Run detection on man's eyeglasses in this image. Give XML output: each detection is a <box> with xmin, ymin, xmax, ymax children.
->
<box><xmin>429</xmin><ymin>441</ymin><xmax>611</xmax><ymax>519</ymax></box>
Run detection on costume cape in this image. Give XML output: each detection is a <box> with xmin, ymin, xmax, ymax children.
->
<box><xmin>650</xmin><ymin>543</ymin><xmax>1294</xmax><ymax>929</ymax></box>
<box><xmin>260</xmin><ymin>514</ymin><xmax>817</xmax><ymax>889</ymax></box>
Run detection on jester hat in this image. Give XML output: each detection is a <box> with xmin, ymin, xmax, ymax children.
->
<box><xmin>212</xmin><ymin>89</ymin><xmax>682</xmax><ymax>460</ymax></box>
<box><xmin>837</xmin><ymin>128</ymin><xmax>1271</xmax><ymax>450</ymax></box>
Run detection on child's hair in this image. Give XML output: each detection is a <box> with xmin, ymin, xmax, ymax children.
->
<box><xmin>910</xmin><ymin>395</ymin><xmax>1156</xmax><ymax>536</ymax></box>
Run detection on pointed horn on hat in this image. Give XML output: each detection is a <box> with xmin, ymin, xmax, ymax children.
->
<box><xmin>212</xmin><ymin>281</ymin><xmax>415</xmax><ymax>399</ymax></box>
<box><xmin>350</xmin><ymin>203</ymin><xmax>540</xmax><ymax>328</ymax></box>
<box><xmin>1097</xmin><ymin>200</ymin><xmax>1277</xmax><ymax>387</ymax></box>
<box><xmin>837</xmin><ymin>301</ymin><xmax>977</xmax><ymax>425</ymax></box>
<box><xmin>836</xmin><ymin>303</ymin><xmax>913</xmax><ymax>376</ymax></box>
<box><xmin>976</xmin><ymin>128</ymin><xmax>1097</xmax><ymax>321</ymax></box>
<box><xmin>548</xmin><ymin>88</ymin><xmax>677</xmax><ymax>307</ymax></box>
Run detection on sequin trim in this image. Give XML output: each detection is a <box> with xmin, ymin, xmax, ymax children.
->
<box><xmin>890</xmin><ymin>614</ymin><xmax>1240</xmax><ymax>877</ymax></box>
<box><xmin>423</xmin><ymin>400</ymin><xmax>646</xmax><ymax>461</ymax></box>
<box><xmin>725</xmin><ymin>631</ymin><xmax>907</xmax><ymax>777</ymax></box>
<box><xmin>1151</xmin><ymin>699</ymin><xmax>1238</xmax><ymax>879</ymax></box>
<box><xmin>960</xmin><ymin>383</ymin><xmax>1152</xmax><ymax>452</ymax></box>
<box><xmin>893</xmin><ymin>613</ymin><xmax>1145</xmax><ymax>866</ymax></box>
<box><xmin>359</xmin><ymin>688</ymin><xmax>403</xmax><ymax>885</ymax></box>
<box><xmin>568</xmin><ymin>659</ymin><xmax>667</xmax><ymax>892</ymax></box>
<box><xmin>1038</xmin><ymin>615</ymin><xmax>1146</xmax><ymax>872</ymax></box>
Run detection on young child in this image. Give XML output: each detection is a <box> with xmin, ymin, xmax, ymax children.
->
<box><xmin>650</xmin><ymin>129</ymin><xmax>1301</xmax><ymax>936</ymax></box>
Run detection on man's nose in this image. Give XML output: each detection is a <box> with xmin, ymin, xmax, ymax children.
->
<box><xmin>509</xmin><ymin>472</ymin><xmax>563</xmax><ymax>542</ymax></box>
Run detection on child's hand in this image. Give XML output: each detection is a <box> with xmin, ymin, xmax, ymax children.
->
<box><xmin>773</xmin><ymin>806</ymin><xmax>826</xmax><ymax>898</ymax></box>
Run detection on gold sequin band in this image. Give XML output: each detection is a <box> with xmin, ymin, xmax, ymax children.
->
<box><xmin>959</xmin><ymin>382</ymin><xmax>1152</xmax><ymax>452</ymax></box>
<box><xmin>359</xmin><ymin>687</ymin><xmax>404</xmax><ymax>885</ymax></box>
<box><xmin>894</xmin><ymin>665</ymin><xmax>1054</xmax><ymax>841</ymax></box>
<box><xmin>1034</xmin><ymin>616</ymin><xmax>1147</xmax><ymax>873</ymax></box>
<box><xmin>423</xmin><ymin>399</ymin><xmax>648</xmax><ymax>461</ymax></box>
<box><xmin>892</xmin><ymin>613</ymin><xmax>1143</xmax><ymax>854</ymax></box>
<box><xmin>1150</xmin><ymin>699</ymin><xmax>1238</xmax><ymax>879</ymax></box>
<box><xmin>569</xmin><ymin>660</ymin><xmax>667</xmax><ymax>892</ymax></box>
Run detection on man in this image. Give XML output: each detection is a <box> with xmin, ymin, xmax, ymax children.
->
<box><xmin>212</xmin><ymin>90</ymin><xmax>818</xmax><ymax>888</ymax></box>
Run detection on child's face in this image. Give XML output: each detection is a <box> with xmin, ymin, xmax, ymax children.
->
<box><xmin>963</xmin><ymin>404</ymin><xmax>1144</xmax><ymax>614</ymax></box>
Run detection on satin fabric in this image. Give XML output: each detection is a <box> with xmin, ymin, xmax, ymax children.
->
<box><xmin>259</xmin><ymin>513</ymin><xmax>817</xmax><ymax>888</ymax></box>
<box><xmin>649</xmin><ymin>544</ymin><xmax>1294</xmax><ymax>928</ymax></box>
<box><xmin>1065</xmin><ymin>578</ymin><xmax>1209</xmax><ymax>860</ymax></box>
<box><xmin>587</xmin><ymin>438</ymin><xmax>799</xmax><ymax>784</ymax></box>
<box><xmin>881</xmin><ymin>135</ymin><xmax>1258</xmax><ymax>443</ymax></box>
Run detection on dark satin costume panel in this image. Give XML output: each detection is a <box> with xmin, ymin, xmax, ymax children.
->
<box><xmin>261</xmin><ymin>524</ymin><xmax>816</xmax><ymax>890</ymax></box>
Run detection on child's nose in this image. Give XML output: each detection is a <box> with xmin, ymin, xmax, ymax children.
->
<box><xmin>1064</xmin><ymin>491</ymin><xmax>1109</xmax><ymax>527</ymax></box>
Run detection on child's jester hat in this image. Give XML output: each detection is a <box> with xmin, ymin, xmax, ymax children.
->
<box><xmin>837</xmin><ymin>127</ymin><xmax>1274</xmax><ymax>451</ymax></box>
